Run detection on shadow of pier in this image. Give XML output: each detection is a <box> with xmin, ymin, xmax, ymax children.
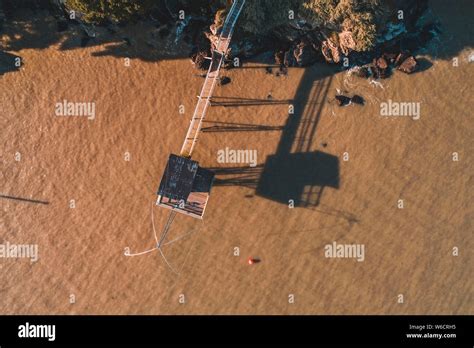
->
<box><xmin>202</xmin><ymin>120</ymin><xmax>283</xmax><ymax>133</ymax></box>
<box><xmin>210</xmin><ymin>96</ymin><xmax>293</xmax><ymax>108</ymax></box>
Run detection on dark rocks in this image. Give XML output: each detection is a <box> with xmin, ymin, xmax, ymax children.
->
<box><xmin>355</xmin><ymin>66</ymin><xmax>370</xmax><ymax>78</ymax></box>
<box><xmin>393</xmin><ymin>51</ymin><xmax>418</xmax><ymax>74</ymax></box>
<box><xmin>397</xmin><ymin>55</ymin><xmax>418</xmax><ymax>74</ymax></box>
<box><xmin>293</xmin><ymin>40</ymin><xmax>318</xmax><ymax>67</ymax></box>
<box><xmin>219</xmin><ymin>76</ymin><xmax>231</xmax><ymax>86</ymax></box>
<box><xmin>191</xmin><ymin>51</ymin><xmax>210</xmax><ymax>70</ymax></box>
<box><xmin>335</xmin><ymin>95</ymin><xmax>352</xmax><ymax>107</ymax></box>
<box><xmin>283</xmin><ymin>50</ymin><xmax>297</xmax><ymax>67</ymax></box>
<box><xmin>351</xmin><ymin>95</ymin><xmax>365</xmax><ymax>105</ymax></box>
<box><xmin>335</xmin><ymin>94</ymin><xmax>365</xmax><ymax>107</ymax></box>
<box><xmin>394</xmin><ymin>51</ymin><xmax>411</xmax><ymax>66</ymax></box>
<box><xmin>274</xmin><ymin>50</ymin><xmax>285</xmax><ymax>66</ymax></box>
<box><xmin>274</xmin><ymin>36</ymin><xmax>320</xmax><ymax>68</ymax></box>
<box><xmin>372</xmin><ymin>57</ymin><xmax>389</xmax><ymax>79</ymax></box>
<box><xmin>382</xmin><ymin>52</ymin><xmax>398</xmax><ymax>64</ymax></box>
<box><xmin>357</xmin><ymin>50</ymin><xmax>418</xmax><ymax>78</ymax></box>
<box><xmin>321</xmin><ymin>39</ymin><xmax>341</xmax><ymax>64</ymax></box>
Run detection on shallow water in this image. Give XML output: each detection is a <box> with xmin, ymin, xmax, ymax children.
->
<box><xmin>1</xmin><ymin>0</ymin><xmax>472</xmax><ymax>314</ymax></box>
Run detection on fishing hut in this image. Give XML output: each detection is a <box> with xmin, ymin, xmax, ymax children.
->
<box><xmin>156</xmin><ymin>154</ymin><xmax>215</xmax><ymax>219</ymax></box>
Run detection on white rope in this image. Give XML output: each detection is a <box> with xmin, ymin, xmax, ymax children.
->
<box><xmin>125</xmin><ymin>200</ymin><xmax>201</xmax><ymax>277</ymax></box>
<box><xmin>151</xmin><ymin>201</ymin><xmax>159</xmax><ymax>246</ymax></box>
<box><xmin>126</xmin><ymin>247</ymin><xmax>158</xmax><ymax>257</ymax></box>
<box><xmin>158</xmin><ymin>247</ymin><xmax>180</xmax><ymax>275</ymax></box>
<box><xmin>162</xmin><ymin>230</ymin><xmax>195</xmax><ymax>247</ymax></box>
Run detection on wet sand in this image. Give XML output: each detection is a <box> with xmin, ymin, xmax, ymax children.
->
<box><xmin>1</xmin><ymin>0</ymin><xmax>473</xmax><ymax>314</ymax></box>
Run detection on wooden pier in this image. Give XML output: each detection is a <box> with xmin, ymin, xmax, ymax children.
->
<box><xmin>180</xmin><ymin>0</ymin><xmax>246</xmax><ymax>158</ymax></box>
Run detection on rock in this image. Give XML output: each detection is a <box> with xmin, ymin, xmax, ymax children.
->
<box><xmin>219</xmin><ymin>76</ymin><xmax>231</xmax><ymax>86</ymax></box>
<box><xmin>398</xmin><ymin>55</ymin><xmax>418</xmax><ymax>74</ymax></box>
<box><xmin>321</xmin><ymin>40</ymin><xmax>341</xmax><ymax>64</ymax></box>
<box><xmin>272</xmin><ymin>25</ymin><xmax>304</xmax><ymax>43</ymax></box>
<box><xmin>382</xmin><ymin>52</ymin><xmax>398</xmax><ymax>64</ymax></box>
<box><xmin>338</xmin><ymin>31</ymin><xmax>356</xmax><ymax>56</ymax></box>
<box><xmin>284</xmin><ymin>49</ymin><xmax>297</xmax><ymax>67</ymax></box>
<box><xmin>377</xmin><ymin>57</ymin><xmax>388</xmax><ymax>69</ymax></box>
<box><xmin>355</xmin><ymin>66</ymin><xmax>370</xmax><ymax>78</ymax></box>
<box><xmin>372</xmin><ymin>57</ymin><xmax>389</xmax><ymax>79</ymax></box>
<box><xmin>335</xmin><ymin>95</ymin><xmax>352</xmax><ymax>107</ymax></box>
<box><xmin>351</xmin><ymin>95</ymin><xmax>365</xmax><ymax>105</ymax></box>
<box><xmin>335</xmin><ymin>94</ymin><xmax>364</xmax><ymax>106</ymax></box>
<box><xmin>191</xmin><ymin>51</ymin><xmax>210</xmax><ymax>70</ymax></box>
<box><xmin>275</xmin><ymin>50</ymin><xmax>285</xmax><ymax>66</ymax></box>
<box><xmin>210</xmin><ymin>23</ymin><xmax>220</xmax><ymax>36</ymax></box>
<box><xmin>394</xmin><ymin>51</ymin><xmax>411</xmax><ymax>67</ymax></box>
<box><xmin>204</xmin><ymin>31</ymin><xmax>219</xmax><ymax>52</ymax></box>
<box><xmin>293</xmin><ymin>40</ymin><xmax>318</xmax><ymax>67</ymax></box>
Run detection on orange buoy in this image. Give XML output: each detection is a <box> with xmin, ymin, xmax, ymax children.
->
<box><xmin>248</xmin><ymin>257</ymin><xmax>260</xmax><ymax>265</ymax></box>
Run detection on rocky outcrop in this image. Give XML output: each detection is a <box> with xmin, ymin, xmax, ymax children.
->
<box><xmin>338</xmin><ymin>31</ymin><xmax>356</xmax><ymax>56</ymax></box>
<box><xmin>219</xmin><ymin>76</ymin><xmax>231</xmax><ymax>86</ymax></box>
<box><xmin>335</xmin><ymin>94</ymin><xmax>351</xmax><ymax>106</ymax></box>
<box><xmin>397</xmin><ymin>55</ymin><xmax>418</xmax><ymax>74</ymax></box>
<box><xmin>372</xmin><ymin>57</ymin><xmax>389</xmax><ymax>79</ymax></box>
<box><xmin>321</xmin><ymin>39</ymin><xmax>341</xmax><ymax>64</ymax></box>
<box><xmin>275</xmin><ymin>50</ymin><xmax>285</xmax><ymax>66</ymax></box>
<box><xmin>284</xmin><ymin>49</ymin><xmax>297</xmax><ymax>67</ymax></box>
<box><xmin>335</xmin><ymin>94</ymin><xmax>365</xmax><ymax>106</ymax></box>
<box><xmin>191</xmin><ymin>51</ymin><xmax>210</xmax><ymax>70</ymax></box>
<box><xmin>293</xmin><ymin>39</ymin><xmax>318</xmax><ymax>67</ymax></box>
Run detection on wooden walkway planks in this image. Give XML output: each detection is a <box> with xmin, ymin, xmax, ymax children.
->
<box><xmin>179</xmin><ymin>0</ymin><xmax>246</xmax><ymax>158</ymax></box>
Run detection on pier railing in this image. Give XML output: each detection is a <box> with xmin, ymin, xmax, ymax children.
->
<box><xmin>180</xmin><ymin>0</ymin><xmax>246</xmax><ymax>158</ymax></box>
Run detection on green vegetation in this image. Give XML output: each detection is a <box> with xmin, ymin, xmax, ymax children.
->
<box><xmin>237</xmin><ymin>0</ymin><xmax>301</xmax><ymax>35</ymax></box>
<box><xmin>65</xmin><ymin>0</ymin><xmax>153</xmax><ymax>23</ymax></box>
<box><xmin>63</xmin><ymin>0</ymin><xmax>386</xmax><ymax>51</ymax></box>
<box><xmin>301</xmin><ymin>0</ymin><xmax>386</xmax><ymax>51</ymax></box>
<box><xmin>233</xmin><ymin>0</ymin><xmax>386</xmax><ymax>51</ymax></box>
